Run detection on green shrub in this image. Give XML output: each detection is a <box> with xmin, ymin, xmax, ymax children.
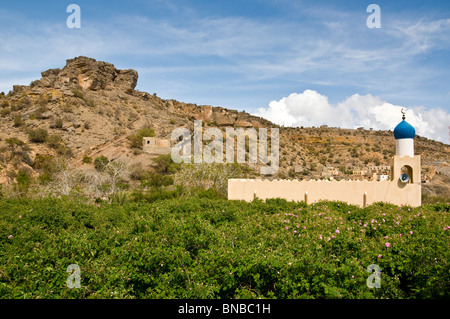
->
<box><xmin>28</xmin><ymin>128</ymin><xmax>48</xmax><ymax>143</ymax></box>
<box><xmin>45</xmin><ymin>134</ymin><xmax>72</xmax><ymax>156</ymax></box>
<box><xmin>129</xmin><ymin>163</ymin><xmax>147</xmax><ymax>181</ymax></box>
<box><xmin>15</xmin><ymin>169</ymin><xmax>31</xmax><ymax>194</ymax></box>
<box><xmin>0</xmin><ymin>107</ymin><xmax>11</xmax><ymax>117</ymax></box>
<box><xmin>194</xmin><ymin>187</ymin><xmax>225</xmax><ymax>199</ymax></box>
<box><xmin>34</xmin><ymin>105</ymin><xmax>48</xmax><ymax>119</ymax></box>
<box><xmin>5</xmin><ymin>137</ymin><xmax>26</xmax><ymax>150</ymax></box>
<box><xmin>72</xmin><ymin>89</ymin><xmax>84</xmax><ymax>99</ymax></box>
<box><xmin>33</xmin><ymin>154</ymin><xmax>54</xmax><ymax>171</ymax></box>
<box><xmin>82</xmin><ymin>156</ymin><xmax>93</xmax><ymax>164</ymax></box>
<box><xmin>51</xmin><ymin>118</ymin><xmax>64</xmax><ymax>129</ymax></box>
<box><xmin>85</xmin><ymin>99</ymin><xmax>95</xmax><ymax>108</ymax></box>
<box><xmin>174</xmin><ymin>162</ymin><xmax>255</xmax><ymax>197</ymax></box>
<box><xmin>38</xmin><ymin>172</ymin><xmax>52</xmax><ymax>185</ymax></box>
<box><xmin>110</xmin><ymin>191</ymin><xmax>131</xmax><ymax>205</ymax></box>
<box><xmin>132</xmin><ymin>186</ymin><xmax>183</xmax><ymax>203</ymax></box>
<box><xmin>94</xmin><ymin>155</ymin><xmax>109</xmax><ymax>172</ymax></box>
<box><xmin>13</xmin><ymin>115</ymin><xmax>24</xmax><ymax>127</ymax></box>
<box><xmin>153</xmin><ymin>153</ymin><xmax>180</xmax><ymax>174</ymax></box>
<box><xmin>5</xmin><ymin>138</ymin><xmax>31</xmax><ymax>164</ymax></box>
<box><xmin>141</xmin><ymin>172</ymin><xmax>174</xmax><ymax>188</ymax></box>
<box><xmin>46</xmin><ymin>134</ymin><xmax>64</xmax><ymax>149</ymax></box>
<box><xmin>11</xmin><ymin>97</ymin><xmax>32</xmax><ymax>111</ymax></box>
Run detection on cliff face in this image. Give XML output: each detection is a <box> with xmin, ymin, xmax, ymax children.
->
<box><xmin>0</xmin><ymin>56</ymin><xmax>449</xmax><ymax>198</ymax></box>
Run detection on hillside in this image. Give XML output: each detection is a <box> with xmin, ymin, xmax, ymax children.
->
<box><xmin>0</xmin><ymin>56</ymin><xmax>449</xmax><ymax>199</ymax></box>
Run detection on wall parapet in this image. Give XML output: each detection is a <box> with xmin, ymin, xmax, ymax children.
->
<box><xmin>228</xmin><ymin>178</ymin><xmax>421</xmax><ymax>207</ymax></box>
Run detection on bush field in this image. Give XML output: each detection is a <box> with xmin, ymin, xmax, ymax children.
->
<box><xmin>0</xmin><ymin>197</ymin><xmax>448</xmax><ymax>299</ymax></box>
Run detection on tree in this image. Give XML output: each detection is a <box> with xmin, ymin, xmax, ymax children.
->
<box><xmin>82</xmin><ymin>159</ymin><xmax>130</xmax><ymax>199</ymax></box>
<box><xmin>104</xmin><ymin>161</ymin><xmax>129</xmax><ymax>195</ymax></box>
<box><xmin>37</xmin><ymin>159</ymin><xmax>79</xmax><ymax>197</ymax></box>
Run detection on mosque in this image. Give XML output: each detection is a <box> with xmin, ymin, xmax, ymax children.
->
<box><xmin>228</xmin><ymin>110</ymin><xmax>421</xmax><ymax>207</ymax></box>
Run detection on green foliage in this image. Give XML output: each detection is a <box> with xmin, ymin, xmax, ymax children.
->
<box><xmin>5</xmin><ymin>138</ymin><xmax>31</xmax><ymax>164</ymax></box>
<box><xmin>0</xmin><ymin>107</ymin><xmax>10</xmax><ymax>117</ymax></box>
<box><xmin>141</xmin><ymin>173</ymin><xmax>174</xmax><ymax>188</ymax></box>
<box><xmin>5</xmin><ymin>137</ymin><xmax>26</xmax><ymax>149</ymax></box>
<box><xmin>51</xmin><ymin>118</ymin><xmax>63</xmax><ymax>129</ymax></box>
<box><xmin>0</xmin><ymin>99</ymin><xmax>8</xmax><ymax>108</ymax></box>
<box><xmin>0</xmin><ymin>198</ymin><xmax>448</xmax><ymax>299</ymax></box>
<box><xmin>422</xmin><ymin>194</ymin><xmax>450</xmax><ymax>205</ymax></box>
<box><xmin>127</xmin><ymin>127</ymin><xmax>156</xmax><ymax>148</ymax></box>
<box><xmin>46</xmin><ymin>134</ymin><xmax>72</xmax><ymax>157</ymax></box>
<box><xmin>46</xmin><ymin>134</ymin><xmax>64</xmax><ymax>149</ymax></box>
<box><xmin>138</xmin><ymin>128</ymin><xmax>156</xmax><ymax>137</ymax></box>
<box><xmin>11</xmin><ymin>97</ymin><xmax>32</xmax><ymax>111</ymax></box>
<box><xmin>94</xmin><ymin>156</ymin><xmax>109</xmax><ymax>172</ymax></box>
<box><xmin>153</xmin><ymin>154</ymin><xmax>180</xmax><ymax>174</ymax></box>
<box><xmin>15</xmin><ymin>170</ymin><xmax>31</xmax><ymax>194</ymax></box>
<box><xmin>82</xmin><ymin>156</ymin><xmax>93</xmax><ymax>164</ymax></box>
<box><xmin>13</xmin><ymin>115</ymin><xmax>24</xmax><ymax>127</ymax></box>
<box><xmin>38</xmin><ymin>172</ymin><xmax>52</xmax><ymax>185</ymax></box>
<box><xmin>72</xmin><ymin>89</ymin><xmax>84</xmax><ymax>99</ymax></box>
<box><xmin>110</xmin><ymin>191</ymin><xmax>131</xmax><ymax>205</ymax></box>
<box><xmin>28</xmin><ymin>128</ymin><xmax>48</xmax><ymax>143</ymax></box>
<box><xmin>33</xmin><ymin>154</ymin><xmax>54</xmax><ymax>172</ymax></box>
<box><xmin>33</xmin><ymin>105</ymin><xmax>48</xmax><ymax>119</ymax></box>
<box><xmin>174</xmin><ymin>162</ymin><xmax>255</xmax><ymax>197</ymax></box>
<box><xmin>132</xmin><ymin>186</ymin><xmax>183</xmax><ymax>203</ymax></box>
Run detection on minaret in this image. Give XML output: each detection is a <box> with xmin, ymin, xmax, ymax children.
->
<box><xmin>390</xmin><ymin>109</ymin><xmax>421</xmax><ymax>185</ymax></box>
<box><xmin>393</xmin><ymin>109</ymin><xmax>415</xmax><ymax>157</ymax></box>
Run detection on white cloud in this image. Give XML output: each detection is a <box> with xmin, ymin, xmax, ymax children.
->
<box><xmin>253</xmin><ymin>90</ymin><xmax>450</xmax><ymax>143</ymax></box>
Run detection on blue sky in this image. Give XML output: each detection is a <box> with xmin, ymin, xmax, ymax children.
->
<box><xmin>1</xmin><ymin>0</ymin><xmax>449</xmax><ymax>143</ymax></box>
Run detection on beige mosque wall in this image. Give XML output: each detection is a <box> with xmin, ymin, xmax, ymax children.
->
<box><xmin>228</xmin><ymin>178</ymin><xmax>421</xmax><ymax>207</ymax></box>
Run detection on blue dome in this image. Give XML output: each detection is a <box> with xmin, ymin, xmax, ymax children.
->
<box><xmin>393</xmin><ymin>120</ymin><xmax>415</xmax><ymax>139</ymax></box>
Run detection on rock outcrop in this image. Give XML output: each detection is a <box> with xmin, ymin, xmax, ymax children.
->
<box><xmin>31</xmin><ymin>56</ymin><xmax>138</xmax><ymax>92</ymax></box>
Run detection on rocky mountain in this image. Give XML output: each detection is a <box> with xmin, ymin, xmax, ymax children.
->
<box><xmin>0</xmin><ymin>56</ymin><xmax>449</xmax><ymax>199</ymax></box>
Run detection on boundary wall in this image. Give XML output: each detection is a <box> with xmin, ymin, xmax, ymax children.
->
<box><xmin>228</xmin><ymin>179</ymin><xmax>421</xmax><ymax>207</ymax></box>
